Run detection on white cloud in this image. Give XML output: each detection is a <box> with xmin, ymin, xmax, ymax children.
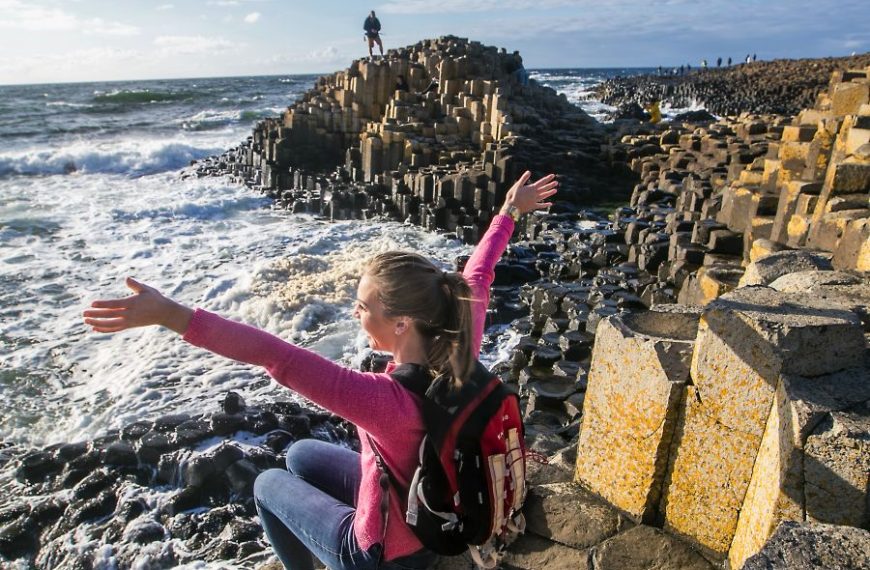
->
<box><xmin>262</xmin><ymin>45</ymin><xmax>344</xmax><ymax>67</ymax></box>
<box><xmin>153</xmin><ymin>35</ymin><xmax>241</xmax><ymax>55</ymax></box>
<box><xmin>244</xmin><ymin>12</ymin><xmax>261</xmax><ymax>23</ymax></box>
<box><xmin>0</xmin><ymin>46</ymin><xmax>142</xmax><ymax>83</ymax></box>
<box><xmin>0</xmin><ymin>0</ymin><xmax>139</xmax><ymax>35</ymax></box>
<box><xmin>84</xmin><ymin>18</ymin><xmax>140</xmax><ymax>36</ymax></box>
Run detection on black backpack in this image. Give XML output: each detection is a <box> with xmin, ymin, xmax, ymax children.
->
<box><xmin>369</xmin><ymin>361</ymin><xmax>527</xmax><ymax>567</ymax></box>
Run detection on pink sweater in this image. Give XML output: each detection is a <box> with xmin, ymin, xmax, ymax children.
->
<box><xmin>183</xmin><ymin>215</ymin><xmax>514</xmax><ymax>560</ymax></box>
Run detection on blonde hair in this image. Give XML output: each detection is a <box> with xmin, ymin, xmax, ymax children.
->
<box><xmin>364</xmin><ymin>252</ymin><xmax>475</xmax><ymax>383</ymax></box>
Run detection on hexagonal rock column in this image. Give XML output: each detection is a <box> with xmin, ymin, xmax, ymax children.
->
<box><xmin>728</xmin><ymin>368</ymin><xmax>870</xmax><ymax>569</ymax></box>
<box><xmin>575</xmin><ymin>307</ymin><xmax>699</xmax><ymax>523</ymax></box>
<box><xmin>660</xmin><ymin>286</ymin><xmax>865</xmax><ymax>561</ymax></box>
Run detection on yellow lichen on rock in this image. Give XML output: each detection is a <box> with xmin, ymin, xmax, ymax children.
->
<box><xmin>575</xmin><ymin>311</ymin><xmax>697</xmax><ymax>522</ymax></box>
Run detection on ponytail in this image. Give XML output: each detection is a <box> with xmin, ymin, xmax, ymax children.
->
<box><xmin>364</xmin><ymin>253</ymin><xmax>476</xmax><ymax>384</ymax></box>
<box><xmin>428</xmin><ymin>271</ymin><xmax>476</xmax><ymax>383</ymax></box>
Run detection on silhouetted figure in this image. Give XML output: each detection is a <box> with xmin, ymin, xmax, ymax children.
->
<box><xmin>657</xmin><ymin>65</ymin><xmax>663</xmax><ymax>75</ymax></box>
<box><xmin>394</xmin><ymin>74</ymin><xmax>409</xmax><ymax>93</ymax></box>
<box><xmin>701</xmin><ymin>59</ymin><xmax>708</xmax><ymax>70</ymax></box>
<box><xmin>745</xmin><ymin>54</ymin><xmax>751</xmax><ymax>64</ymax></box>
<box><xmin>679</xmin><ymin>65</ymin><xmax>685</xmax><ymax>75</ymax></box>
<box><xmin>727</xmin><ymin>56</ymin><xmax>732</xmax><ymax>66</ymax></box>
<box><xmin>752</xmin><ymin>53</ymin><xmax>757</xmax><ymax>62</ymax></box>
<box><xmin>717</xmin><ymin>57</ymin><xmax>722</xmax><ymax>67</ymax></box>
<box><xmin>363</xmin><ymin>10</ymin><xmax>383</xmax><ymax>59</ymax></box>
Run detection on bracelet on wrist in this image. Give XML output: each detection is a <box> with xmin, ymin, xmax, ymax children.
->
<box><xmin>502</xmin><ymin>204</ymin><xmax>521</xmax><ymax>222</ymax></box>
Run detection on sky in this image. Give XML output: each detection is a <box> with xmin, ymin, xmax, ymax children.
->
<box><xmin>0</xmin><ymin>0</ymin><xmax>867</xmax><ymax>85</ymax></box>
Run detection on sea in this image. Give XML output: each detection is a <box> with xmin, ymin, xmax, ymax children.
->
<box><xmin>0</xmin><ymin>67</ymin><xmax>667</xmax><ymax>568</ymax></box>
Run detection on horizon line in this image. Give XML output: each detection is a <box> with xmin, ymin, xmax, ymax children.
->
<box><xmin>1</xmin><ymin>52</ymin><xmax>866</xmax><ymax>88</ymax></box>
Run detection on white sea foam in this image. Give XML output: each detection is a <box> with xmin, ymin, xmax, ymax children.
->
<box><xmin>0</xmin><ymin>136</ymin><xmax>234</xmax><ymax>177</ymax></box>
<box><xmin>0</xmin><ymin>167</ymin><xmax>470</xmax><ymax>448</ymax></box>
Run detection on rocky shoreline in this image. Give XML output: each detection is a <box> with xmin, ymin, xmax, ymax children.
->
<box><xmin>2</xmin><ymin>38</ymin><xmax>868</xmax><ymax>570</ymax></box>
<box><xmin>594</xmin><ymin>53</ymin><xmax>870</xmax><ymax>117</ymax></box>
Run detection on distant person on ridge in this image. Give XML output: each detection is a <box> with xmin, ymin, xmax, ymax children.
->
<box><xmin>716</xmin><ymin>57</ymin><xmax>722</xmax><ymax>67</ymax></box>
<box><xmin>727</xmin><ymin>56</ymin><xmax>732</xmax><ymax>66</ymax></box>
<box><xmin>363</xmin><ymin>10</ymin><xmax>383</xmax><ymax>59</ymax></box>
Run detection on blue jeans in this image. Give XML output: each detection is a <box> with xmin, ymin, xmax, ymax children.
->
<box><xmin>254</xmin><ymin>439</ymin><xmax>436</xmax><ymax>570</ymax></box>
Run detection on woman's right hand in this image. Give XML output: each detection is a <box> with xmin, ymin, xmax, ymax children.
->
<box><xmin>500</xmin><ymin>171</ymin><xmax>558</xmax><ymax>215</ymax></box>
<box><xmin>83</xmin><ymin>277</ymin><xmax>193</xmax><ymax>335</ymax></box>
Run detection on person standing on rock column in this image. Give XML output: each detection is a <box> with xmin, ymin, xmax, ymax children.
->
<box><xmin>83</xmin><ymin>172</ymin><xmax>558</xmax><ymax>570</ymax></box>
<box><xmin>363</xmin><ymin>10</ymin><xmax>383</xmax><ymax>60</ymax></box>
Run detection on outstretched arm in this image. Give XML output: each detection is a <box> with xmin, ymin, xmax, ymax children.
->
<box><xmin>83</xmin><ymin>277</ymin><xmax>193</xmax><ymax>334</ymax></box>
<box><xmin>464</xmin><ymin>171</ymin><xmax>558</xmax><ymax>356</ymax></box>
<box><xmin>83</xmin><ymin>280</ymin><xmax>418</xmax><ymax>437</ymax></box>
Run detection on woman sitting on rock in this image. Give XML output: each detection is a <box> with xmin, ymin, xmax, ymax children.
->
<box><xmin>83</xmin><ymin>172</ymin><xmax>557</xmax><ymax>570</ymax></box>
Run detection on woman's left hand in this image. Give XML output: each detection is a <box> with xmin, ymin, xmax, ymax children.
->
<box><xmin>500</xmin><ymin>171</ymin><xmax>558</xmax><ymax>215</ymax></box>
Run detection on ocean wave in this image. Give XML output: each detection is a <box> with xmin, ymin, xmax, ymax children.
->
<box><xmin>46</xmin><ymin>101</ymin><xmax>95</xmax><ymax>109</ymax></box>
<box><xmin>177</xmin><ymin>109</ymin><xmax>275</xmax><ymax>131</ymax></box>
<box><xmin>92</xmin><ymin>89</ymin><xmax>195</xmax><ymax>105</ymax></box>
<box><xmin>0</xmin><ymin>139</ymin><xmax>226</xmax><ymax>177</ymax></box>
<box><xmin>110</xmin><ymin>195</ymin><xmax>271</xmax><ymax>223</ymax></box>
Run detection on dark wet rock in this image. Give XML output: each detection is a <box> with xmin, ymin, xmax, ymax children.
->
<box><xmin>244</xmin><ymin>410</ymin><xmax>279</xmax><ymax>434</ymax></box>
<box><xmin>167</xmin><ymin>487</ymin><xmax>203</xmax><ymax>515</ymax></box>
<box><xmin>157</xmin><ymin>453</ymin><xmax>182</xmax><ymax>485</ymax></box>
<box><xmin>15</xmin><ymin>450</ymin><xmax>63</xmax><ymax>483</ymax></box>
<box><xmin>121</xmin><ymin>421</ymin><xmax>152</xmax><ymax>441</ymax></box>
<box><xmin>211</xmin><ymin>443</ymin><xmax>246</xmax><ymax>472</ymax></box>
<box><xmin>183</xmin><ymin>455</ymin><xmax>217</xmax><ymax>488</ymax></box>
<box><xmin>276</xmin><ymin>414</ymin><xmax>312</xmax><ymax>438</ymax></box>
<box><xmin>672</xmin><ymin>110</ymin><xmax>717</xmax><ymax>123</ymax></box>
<box><xmin>211</xmin><ymin>412</ymin><xmax>246</xmax><ymax>436</ymax></box>
<box><xmin>153</xmin><ymin>413</ymin><xmax>192</xmax><ymax>433</ymax></box>
<box><xmin>226</xmin><ymin>459</ymin><xmax>259</xmax><ymax>495</ymax></box>
<box><xmin>264</xmin><ymin>430</ymin><xmax>294</xmax><ymax>454</ymax></box>
<box><xmin>56</xmin><ymin>441</ymin><xmax>89</xmax><ymax>461</ymax></box>
<box><xmin>611</xmin><ymin>102</ymin><xmax>647</xmax><ymax>121</ymax></box>
<box><xmin>167</xmin><ymin>513</ymin><xmax>197</xmax><ymax>540</ymax></box>
<box><xmin>72</xmin><ymin>469</ymin><xmax>115</xmax><ymax>501</ymax></box>
<box><xmin>137</xmin><ymin>431</ymin><xmax>176</xmax><ymax>465</ymax></box>
<box><xmin>67</xmin><ymin>490</ymin><xmax>117</xmax><ymax>525</ymax></box>
<box><xmin>59</xmin><ymin>467</ymin><xmax>91</xmax><ymax>488</ymax></box>
<box><xmin>222</xmin><ymin>391</ymin><xmax>247</xmax><ymax>415</ymax></box>
<box><xmin>116</xmin><ymin>498</ymin><xmax>147</xmax><ymax>523</ymax></box>
<box><xmin>0</xmin><ymin>515</ymin><xmax>39</xmax><ymax>560</ymax></box>
<box><xmin>102</xmin><ymin>441</ymin><xmax>138</xmax><ymax>467</ymax></box>
<box><xmin>67</xmin><ymin>448</ymin><xmax>101</xmax><ymax>471</ymax></box>
<box><xmin>0</xmin><ymin>503</ymin><xmax>29</xmax><ymax>525</ymax></box>
<box><xmin>219</xmin><ymin>518</ymin><xmax>262</xmax><ymax>543</ymax></box>
<box><xmin>175</xmin><ymin>418</ymin><xmax>211</xmax><ymax>446</ymax></box>
<box><xmin>123</xmin><ymin>518</ymin><xmax>166</xmax><ymax>544</ymax></box>
<box><xmin>529</xmin><ymin>346</ymin><xmax>562</xmax><ymax>369</ymax></box>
